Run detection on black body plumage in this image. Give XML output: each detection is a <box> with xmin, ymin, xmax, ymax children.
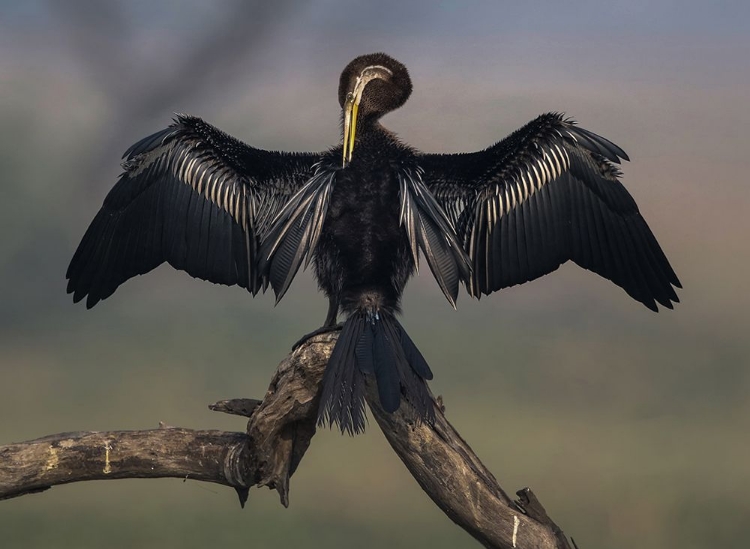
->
<box><xmin>315</xmin><ymin>137</ymin><xmax>416</xmax><ymax>316</ymax></box>
<box><xmin>67</xmin><ymin>53</ymin><xmax>681</xmax><ymax>434</ymax></box>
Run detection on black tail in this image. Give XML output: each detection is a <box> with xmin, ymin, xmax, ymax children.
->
<box><xmin>318</xmin><ymin>309</ymin><xmax>435</xmax><ymax>434</ymax></box>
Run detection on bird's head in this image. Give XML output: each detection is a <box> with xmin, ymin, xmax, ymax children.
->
<box><xmin>338</xmin><ymin>53</ymin><xmax>412</xmax><ymax>166</ymax></box>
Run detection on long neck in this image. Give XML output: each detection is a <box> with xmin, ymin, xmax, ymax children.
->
<box><xmin>348</xmin><ymin>115</ymin><xmax>385</xmax><ymax>146</ymax></box>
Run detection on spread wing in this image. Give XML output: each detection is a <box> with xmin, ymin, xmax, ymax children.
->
<box><xmin>259</xmin><ymin>161</ymin><xmax>337</xmax><ymax>302</ymax></box>
<box><xmin>66</xmin><ymin>114</ymin><xmax>319</xmax><ymax>308</ymax></box>
<box><xmin>419</xmin><ymin>112</ymin><xmax>681</xmax><ymax>311</ymax></box>
<box><xmin>397</xmin><ymin>167</ymin><xmax>471</xmax><ymax>308</ymax></box>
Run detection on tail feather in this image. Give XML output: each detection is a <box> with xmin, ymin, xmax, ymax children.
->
<box><xmin>372</xmin><ymin>321</ymin><xmax>401</xmax><ymax>412</ymax></box>
<box><xmin>318</xmin><ymin>309</ymin><xmax>435</xmax><ymax>435</ymax></box>
<box><xmin>399</xmin><ymin>327</ymin><xmax>433</xmax><ymax>381</ymax></box>
<box><xmin>355</xmin><ymin>324</ymin><xmax>375</xmax><ymax>374</ymax></box>
<box><xmin>318</xmin><ymin>316</ymin><xmax>367</xmax><ymax>435</ymax></box>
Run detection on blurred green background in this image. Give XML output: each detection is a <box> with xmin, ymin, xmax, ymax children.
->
<box><xmin>1</xmin><ymin>1</ymin><xmax>748</xmax><ymax>548</ymax></box>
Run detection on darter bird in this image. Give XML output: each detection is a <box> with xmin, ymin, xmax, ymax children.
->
<box><xmin>67</xmin><ymin>53</ymin><xmax>681</xmax><ymax>434</ymax></box>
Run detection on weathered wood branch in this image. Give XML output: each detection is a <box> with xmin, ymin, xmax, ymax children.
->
<box><xmin>0</xmin><ymin>333</ymin><xmax>574</xmax><ymax>549</ymax></box>
<box><xmin>0</xmin><ymin>428</ymin><xmax>248</xmax><ymax>501</ymax></box>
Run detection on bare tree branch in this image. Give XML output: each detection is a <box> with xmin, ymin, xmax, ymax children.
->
<box><xmin>0</xmin><ymin>333</ymin><xmax>575</xmax><ymax>549</ymax></box>
<box><xmin>0</xmin><ymin>428</ymin><xmax>247</xmax><ymax>501</ymax></box>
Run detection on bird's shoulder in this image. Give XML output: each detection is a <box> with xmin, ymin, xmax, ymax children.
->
<box><xmin>419</xmin><ymin>113</ymin><xmax>625</xmax><ymax>185</ymax></box>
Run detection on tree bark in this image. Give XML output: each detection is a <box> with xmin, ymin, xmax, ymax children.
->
<box><xmin>0</xmin><ymin>332</ymin><xmax>575</xmax><ymax>549</ymax></box>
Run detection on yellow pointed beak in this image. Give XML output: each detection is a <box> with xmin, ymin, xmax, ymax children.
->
<box><xmin>342</xmin><ymin>93</ymin><xmax>359</xmax><ymax>166</ymax></box>
<box><xmin>342</xmin><ymin>67</ymin><xmax>391</xmax><ymax>167</ymax></box>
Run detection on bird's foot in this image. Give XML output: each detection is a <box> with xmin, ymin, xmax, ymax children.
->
<box><xmin>292</xmin><ymin>324</ymin><xmax>343</xmax><ymax>350</ymax></box>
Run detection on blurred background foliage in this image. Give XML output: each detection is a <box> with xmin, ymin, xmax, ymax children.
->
<box><xmin>1</xmin><ymin>1</ymin><xmax>749</xmax><ymax>548</ymax></box>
